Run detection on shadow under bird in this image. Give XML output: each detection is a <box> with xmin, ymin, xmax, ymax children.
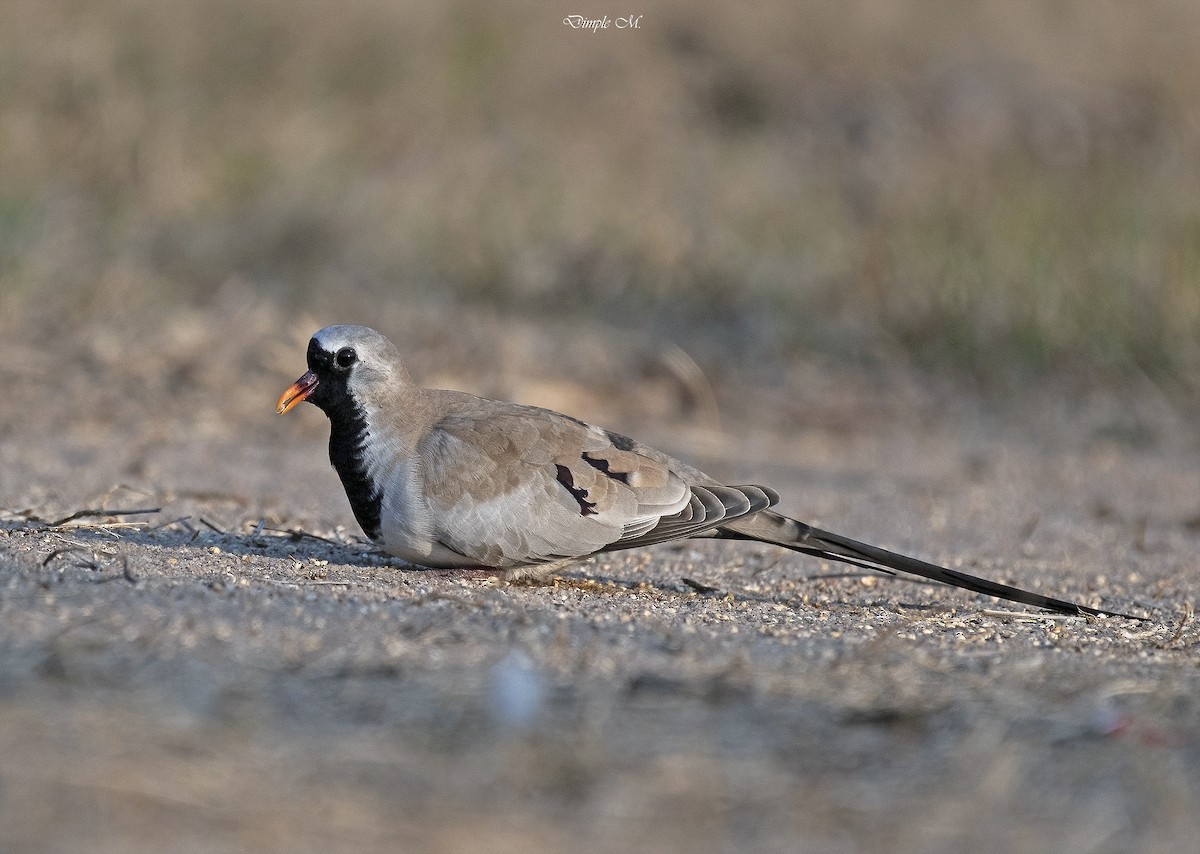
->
<box><xmin>277</xmin><ymin>325</ymin><xmax>1142</xmax><ymax>620</ymax></box>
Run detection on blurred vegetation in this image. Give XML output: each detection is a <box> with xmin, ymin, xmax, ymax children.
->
<box><xmin>2</xmin><ymin>0</ymin><xmax>1200</xmax><ymax>389</ymax></box>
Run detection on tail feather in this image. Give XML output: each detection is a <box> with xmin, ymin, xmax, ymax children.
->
<box><xmin>719</xmin><ymin>511</ymin><xmax>1145</xmax><ymax>620</ymax></box>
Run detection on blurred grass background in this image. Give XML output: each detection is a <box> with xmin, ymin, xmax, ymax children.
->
<box><xmin>2</xmin><ymin>0</ymin><xmax>1200</xmax><ymax>392</ymax></box>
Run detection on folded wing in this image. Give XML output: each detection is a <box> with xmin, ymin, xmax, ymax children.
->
<box><xmin>417</xmin><ymin>400</ymin><xmax>774</xmax><ymax>566</ymax></box>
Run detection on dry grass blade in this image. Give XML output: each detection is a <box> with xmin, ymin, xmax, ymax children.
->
<box><xmin>1156</xmin><ymin>601</ymin><xmax>1194</xmax><ymax>648</ymax></box>
<box><xmin>94</xmin><ymin>556</ymin><xmax>139</xmax><ymax>586</ymax></box>
<box><xmin>656</xmin><ymin>344</ymin><xmax>721</xmax><ymax>428</ymax></box>
<box><xmin>262</xmin><ymin>578</ymin><xmax>359</xmax><ymax>589</ymax></box>
<box><xmin>144</xmin><ymin>516</ymin><xmax>193</xmax><ymax>533</ymax></box>
<box><xmin>979</xmin><ymin>609</ymin><xmax>1078</xmax><ymax>621</ymax></box>
<box><xmin>799</xmin><ymin>571</ymin><xmax>884</xmax><ymax>582</ymax></box>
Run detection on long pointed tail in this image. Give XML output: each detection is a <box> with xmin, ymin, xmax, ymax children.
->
<box><xmin>718</xmin><ymin>511</ymin><xmax>1144</xmax><ymax>620</ymax></box>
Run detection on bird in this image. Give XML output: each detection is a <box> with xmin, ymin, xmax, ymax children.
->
<box><xmin>276</xmin><ymin>324</ymin><xmax>1141</xmax><ymax>620</ymax></box>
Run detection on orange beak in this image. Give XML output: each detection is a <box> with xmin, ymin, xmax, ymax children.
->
<box><xmin>276</xmin><ymin>371</ymin><xmax>319</xmax><ymax>414</ymax></box>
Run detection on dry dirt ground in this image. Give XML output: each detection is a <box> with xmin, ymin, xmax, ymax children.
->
<box><xmin>2</xmin><ymin>308</ymin><xmax>1199</xmax><ymax>854</ymax></box>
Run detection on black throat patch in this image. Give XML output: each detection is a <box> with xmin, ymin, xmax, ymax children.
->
<box><xmin>324</xmin><ymin>396</ymin><xmax>383</xmax><ymax>541</ymax></box>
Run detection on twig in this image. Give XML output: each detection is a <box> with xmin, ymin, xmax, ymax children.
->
<box><xmin>262</xmin><ymin>526</ymin><xmax>342</xmax><ymax>545</ymax></box>
<box><xmin>175</xmin><ymin>518</ymin><xmax>201</xmax><ymax>542</ymax></box>
<box><xmin>43</xmin><ymin>547</ymin><xmax>89</xmax><ymax>567</ymax></box>
<box><xmin>44</xmin><ymin>508</ymin><xmax>160</xmax><ymax>528</ymax></box>
<box><xmin>681</xmin><ymin>577</ymin><xmax>721</xmax><ymax>594</ymax></box>
<box><xmin>0</xmin><ymin>508</ymin><xmax>38</xmax><ymax>522</ymax></box>
<box><xmin>894</xmin><ymin>602</ymin><xmax>948</xmax><ymax>613</ymax></box>
<box><xmin>198</xmin><ymin>517</ymin><xmax>225</xmax><ymax>535</ymax></box>
<box><xmin>750</xmin><ymin>554</ymin><xmax>784</xmax><ymax>577</ymax></box>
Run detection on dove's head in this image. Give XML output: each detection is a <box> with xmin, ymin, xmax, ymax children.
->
<box><xmin>276</xmin><ymin>325</ymin><xmax>412</xmax><ymax>417</ymax></box>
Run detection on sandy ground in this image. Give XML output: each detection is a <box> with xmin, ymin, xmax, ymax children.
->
<box><xmin>2</xmin><ymin>309</ymin><xmax>1199</xmax><ymax>853</ymax></box>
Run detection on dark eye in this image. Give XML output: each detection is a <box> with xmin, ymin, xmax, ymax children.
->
<box><xmin>335</xmin><ymin>347</ymin><xmax>357</xmax><ymax>369</ymax></box>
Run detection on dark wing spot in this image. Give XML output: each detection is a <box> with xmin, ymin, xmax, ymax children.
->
<box><xmin>582</xmin><ymin>452</ymin><xmax>630</xmax><ymax>484</ymax></box>
<box><xmin>556</xmin><ymin>464</ymin><xmax>598</xmax><ymax>516</ymax></box>
<box><xmin>605</xmin><ymin>430</ymin><xmax>637</xmax><ymax>451</ymax></box>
